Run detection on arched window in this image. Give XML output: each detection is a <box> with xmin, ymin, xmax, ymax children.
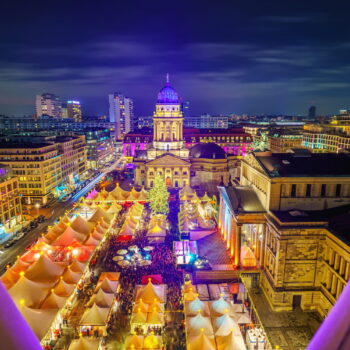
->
<box><xmin>175</xmin><ymin>180</ymin><xmax>179</xmax><ymax>187</ymax></box>
<box><xmin>150</xmin><ymin>181</ymin><xmax>154</xmax><ymax>187</ymax></box>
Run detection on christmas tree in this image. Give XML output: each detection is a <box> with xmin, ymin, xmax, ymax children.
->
<box><xmin>148</xmin><ymin>175</ymin><xmax>169</xmax><ymax>214</ymax></box>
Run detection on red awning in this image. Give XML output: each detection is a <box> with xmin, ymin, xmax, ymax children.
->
<box><xmin>117</xmin><ymin>235</ymin><xmax>133</xmax><ymax>242</ymax></box>
<box><xmin>141</xmin><ymin>275</ymin><xmax>163</xmax><ymax>285</ymax></box>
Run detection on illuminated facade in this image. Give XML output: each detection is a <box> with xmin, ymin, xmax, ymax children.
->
<box><xmin>303</xmin><ymin>121</ymin><xmax>350</xmax><ymax>152</ymax></box>
<box><xmin>35</xmin><ymin>93</ymin><xmax>62</xmax><ymax>118</ymax></box>
<box><xmin>66</xmin><ymin>100</ymin><xmax>82</xmax><ymax>122</ymax></box>
<box><xmin>0</xmin><ymin>167</ymin><xmax>22</xmax><ymax>230</ymax></box>
<box><xmin>0</xmin><ymin>136</ymin><xmax>87</xmax><ymax>204</ymax></box>
<box><xmin>134</xmin><ymin>75</ymin><xmax>191</xmax><ymax>188</ymax></box>
<box><xmin>123</xmin><ymin>128</ymin><xmax>251</xmax><ymax>157</ymax></box>
<box><xmin>218</xmin><ymin>151</ymin><xmax>350</xmax><ymax>316</ymax></box>
<box><xmin>108</xmin><ymin>93</ymin><xmax>134</xmax><ymax>139</ymax></box>
<box><xmin>55</xmin><ymin>135</ymin><xmax>87</xmax><ymax>184</ymax></box>
<box><xmin>0</xmin><ymin>143</ymin><xmax>62</xmax><ymax>204</ymax></box>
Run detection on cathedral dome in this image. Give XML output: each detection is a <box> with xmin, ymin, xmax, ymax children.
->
<box><xmin>190</xmin><ymin>143</ymin><xmax>226</xmax><ymax>159</ymax></box>
<box><xmin>157</xmin><ymin>75</ymin><xmax>179</xmax><ymax>104</ymax></box>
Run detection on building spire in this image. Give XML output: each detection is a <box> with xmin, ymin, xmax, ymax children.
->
<box><xmin>166</xmin><ymin>73</ymin><xmax>170</xmax><ymax>84</ymax></box>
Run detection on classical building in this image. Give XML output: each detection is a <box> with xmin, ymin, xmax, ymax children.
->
<box><xmin>123</xmin><ymin>127</ymin><xmax>251</xmax><ymax>157</ymax></box>
<box><xmin>218</xmin><ymin>151</ymin><xmax>350</xmax><ymax>316</ymax></box>
<box><xmin>134</xmin><ymin>76</ymin><xmax>191</xmax><ymax>188</ymax></box>
<box><xmin>133</xmin><ymin>77</ymin><xmax>231</xmax><ymax>191</ymax></box>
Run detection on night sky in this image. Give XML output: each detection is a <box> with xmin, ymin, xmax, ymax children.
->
<box><xmin>1</xmin><ymin>0</ymin><xmax>350</xmax><ymax>117</ymax></box>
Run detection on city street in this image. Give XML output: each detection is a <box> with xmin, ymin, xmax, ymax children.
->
<box><xmin>0</xmin><ymin>158</ymin><xmax>123</xmax><ymax>273</ymax></box>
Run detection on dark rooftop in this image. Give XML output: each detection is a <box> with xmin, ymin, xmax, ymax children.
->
<box><xmin>0</xmin><ymin>142</ymin><xmax>53</xmax><ymax>149</ymax></box>
<box><xmin>220</xmin><ymin>185</ymin><xmax>265</xmax><ymax>213</ymax></box>
<box><xmin>271</xmin><ymin>204</ymin><xmax>350</xmax><ymax>245</ymax></box>
<box><xmin>256</xmin><ymin>153</ymin><xmax>350</xmax><ymax>177</ymax></box>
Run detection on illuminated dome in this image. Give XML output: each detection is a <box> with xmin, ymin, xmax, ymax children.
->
<box><xmin>157</xmin><ymin>74</ymin><xmax>179</xmax><ymax>104</ymax></box>
<box><xmin>190</xmin><ymin>143</ymin><xmax>226</xmax><ymax>159</ymax></box>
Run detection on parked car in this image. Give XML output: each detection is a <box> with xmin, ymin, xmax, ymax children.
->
<box><xmin>14</xmin><ymin>232</ymin><xmax>24</xmax><ymax>241</ymax></box>
<box><xmin>4</xmin><ymin>240</ymin><xmax>16</xmax><ymax>248</ymax></box>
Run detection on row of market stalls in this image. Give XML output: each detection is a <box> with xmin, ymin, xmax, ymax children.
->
<box><xmin>0</xmin><ymin>205</ymin><xmax>120</xmax><ymax>346</ymax></box>
<box><xmin>178</xmin><ymin>186</ymin><xmax>217</xmax><ymax>238</ymax></box>
<box><xmin>125</xmin><ymin>278</ymin><xmax>166</xmax><ymax>349</ymax></box>
<box><xmin>146</xmin><ymin>215</ymin><xmax>167</xmax><ymax>243</ymax></box>
<box><xmin>86</xmin><ymin>183</ymin><xmax>148</xmax><ymax>204</ymax></box>
<box><xmin>182</xmin><ymin>280</ymin><xmax>266</xmax><ymax>350</ymax></box>
<box><xmin>66</xmin><ymin>273</ymin><xmax>120</xmax><ymax>350</ymax></box>
<box><xmin>118</xmin><ymin>202</ymin><xmax>145</xmax><ymax>238</ymax></box>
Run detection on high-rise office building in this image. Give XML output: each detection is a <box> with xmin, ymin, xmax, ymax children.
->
<box><xmin>35</xmin><ymin>93</ymin><xmax>62</xmax><ymax>118</ymax></box>
<box><xmin>67</xmin><ymin>100</ymin><xmax>82</xmax><ymax>122</ymax></box>
<box><xmin>61</xmin><ymin>103</ymin><xmax>68</xmax><ymax>118</ymax></box>
<box><xmin>181</xmin><ymin>101</ymin><xmax>190</xmax><ymax>119</ymax></box>
<box><xmin>108</xmin><ymin>93</ymin><xmax>134</xmax><ymax>138</ymax></box>
<box><xmin>308</xmin><ymin>105</ymin><xmax>316</xmax><ymax>118</ymax></box>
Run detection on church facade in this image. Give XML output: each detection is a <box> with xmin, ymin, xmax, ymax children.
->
<box><xmin>133</xmin><ymin>77</ymin><xmax>230</xmax><ymax>191</ymax></box>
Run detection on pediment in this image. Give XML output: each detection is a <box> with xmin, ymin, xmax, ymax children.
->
<box><xmin>243</xmin><ymin>153</ymin><xmax>267</xmax><ymax>175</ymax></box>
<box><xmin>146</xmin><ymin>154</ymin><xmax>190</xmax><ymax>166</ymax></box>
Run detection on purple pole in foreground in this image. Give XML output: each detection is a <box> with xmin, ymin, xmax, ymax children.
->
<box><xmin>0</xmin><ymin>282</ymin><xmax>42</xmax><ymax>350</ymax></box>
<box><xmin>307</xmin><ymin>281</ymin><xmax>350</xmax><ymax>350</ymax></box>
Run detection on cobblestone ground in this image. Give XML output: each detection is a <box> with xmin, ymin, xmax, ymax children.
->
<box><xmin>248</xmin><ymin>287</ymin><xmax>322</xmax><ymax>350</ymax></box>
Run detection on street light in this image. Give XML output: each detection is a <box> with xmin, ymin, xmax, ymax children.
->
<box><xmin>35</xmin><ymin>203</ymin><xmax>40</xmax><ymax>216</ymax></box>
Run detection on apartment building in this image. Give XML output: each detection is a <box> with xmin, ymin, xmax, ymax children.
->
<box><xmin>0</xmin><ymin>166</ymin><xmax>22</xmax><ymax>230</ymax></box>
<box><xmin>0</xmin><ymin>143</ymin><xmax>62</xmax><ymax>204</ymax></box>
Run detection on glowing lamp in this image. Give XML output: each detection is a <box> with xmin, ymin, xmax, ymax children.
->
<box><xmin>19</xmin><ymin>271</ymin><xmax>25</xmax><ymax>277</ymax></box>
<box><xmin>72</xmin><ymin>249</ymin><xmax>79</xmax><ymax>256</ymax></box>
<box><xmin>19</xmin><ymin>299</ymin><xmax>25</xmax><ymax>306</ymax></box>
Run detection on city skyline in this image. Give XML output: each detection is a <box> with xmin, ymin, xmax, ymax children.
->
<box><xmin>1</xmin><ymin>1</ymin><xmax>350</xmax><ymax>116</ymax></box>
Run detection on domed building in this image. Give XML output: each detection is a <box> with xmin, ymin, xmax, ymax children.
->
<box><xmin>189</xmin><ymin>143</ymin><xmax>229</xmax><ymax>192</ymax></box>
<box><xmin>134</xmin><ymin>76</ymin><xmax>229</xmax><ymax>191</ymax></box>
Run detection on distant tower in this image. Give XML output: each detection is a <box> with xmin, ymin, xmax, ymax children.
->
<box><xmin>181</xmin><ymin>101</ymin><xmax>190</xmax><ymax>119</ymax></box>
<box><xmin>35</xmin><ymin>93</ymin><xmax>62</xmax><ymax>118</ymax></box>
<box><xmin>66</xmin><ymin>100</ymin><xmax>82</xmax><ymax>122</ymax></box>
<box><xmin>108</xmin><ymin>93</ymin><xmax>134</xmax><ymax>138</ymax></box>
<box><xmin>308</xmin><ymin>105</ymin><xmax>316</xmax><ymax>118</ymax></box>
<box><xmin>153</xmin><ymin>74</ymin><xmax>184</xmax><ymax>151</ymax></box>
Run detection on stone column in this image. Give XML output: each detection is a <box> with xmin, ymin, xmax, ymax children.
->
<box><xmin>234</xmin><ymin>223</ymin><xmax>242</xmax><ymax>267</ymax></box>
<box><xmin>230</xmin><ymin>219</ymin><xmax>235</xmax><ymax>257</ymax></box>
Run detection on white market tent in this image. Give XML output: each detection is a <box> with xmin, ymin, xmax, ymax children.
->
<box><xmin>68</xmin><ymin>337</ymin><xmax>100</xmax><ymax>350</ymax></box>
<box><xmin>79</xmin><ymin>303</ymin><xmax>110</xmax><ymax>326</ymax></box>
<box><xmin>185</xmin><ymin>297</ymin><xmax>210</xmax><ymax>316</ymax></box>
<box><xmin>143</xmin><ymin>333</ymin><xmax>162</xmax><ymax>349</ymax></box>
<box><xmin>216</xmin><ymin>331</ymin><xmax>247</xmax><ymax>350</ymax></box>
<box><xmin>213</xmin><ymin>313</ymin><xmax>241</xmax><ymax>337</ymax></box>
<box><xmin>0</xmin><ymin>282</ymin><xmax>42</xmax><ymax>350</ymax></box>
<box><xmin>125</xmin><ymin>334</ymin><xmax>144</xmax><ymax>349</ymax></box>
<box><xmin>25</xmin><ymin>255</ymin><xmax>65</xmax><ymax>284</ymax></box>
<box><xmin>187</xmin><ymin>331</ymin><xmax>216</xmax><ymax>350</ymax></box>
<box><xmin>21</xmin><ymin>305</ymin><xmax>58</xmax><ymax>339</ymax></box>
<box><xmin>187</xmin><ymin>313</ymin><xmax>214</xmax><ymax>335</ymax></box>
<box><xmin>209</xmin><ymin>297</ymin><xmax>235</xmax><ymax>317</ymax></box>
<box><xmin>133</xmin><ymin>299</ymin><xmax>149</xmax><ymax>313</ymax></box>
<box><xmin>70</xmin><ymin>216</ymin><xmax>94</xmax><ymax>235</ymax></box>
<box><xmin>54</xmin><ymin>279</ymin><xmax>75</xmax><ymax>297</ymax></box>
<box><xmin>147</xmin><ymin>224</ymin><xmax>166</xmax><ymax>237</ymax></box>
<box><xmin>131</xmin><ymin>309</ymin><xmax>147</xmax><ymax>324</ymax></box>
<box><xmin>136</xmin><ymin>281</ymin><xmax>165</xmax><ymax>303</ymax></box>
<box><xmin>9</xmin><ymin>276</ymin><xmax>49</xmax><ymax>307</ymax></box>
<box><xmin>95</xmin><ymin>278</ymin><xmax>118</xmax><ymax>294</ymax></box>
<box><xmin>146</xmin><ymin>309</ymin><xmax>163</xmax><ymax>325</ymax></box>
<box><xmin>41</xmin><ymin>291</ymin><xmax>68</xmax><ymax>309</ymax></box>
<box><xmin>87</xmin><ymin>288</ymin><xmax>114</xmax><ymax>308</ymax></box>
